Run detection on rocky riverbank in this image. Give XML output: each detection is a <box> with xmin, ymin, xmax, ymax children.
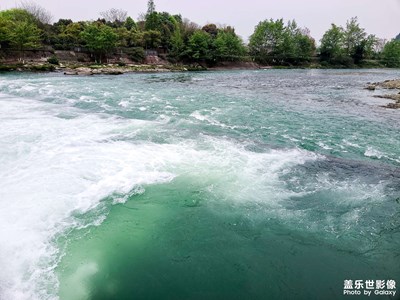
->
<box><xmin>366</xmin><ymin>79</ymin><xmax>400</xmax><ymax>109</ymax></box>
<box><xmin>0</xmin><ymin>62</ymin><xmax>192</xmax><ymax>75</ymax></box>
<box><xmin>62</xmin><ymin>64</ymin><xmax>189</xmax><ymax>75</ymax></box>
<box><xmin>0</xmin><ymin>60</ymin><xmax>263</xmax><ymax>75</ymax></box>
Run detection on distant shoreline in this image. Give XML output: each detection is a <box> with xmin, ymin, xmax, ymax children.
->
<box><xmin>0</xmin><ymin>60</ymin><xmax>396</xmax><ymax>75</ymax></box>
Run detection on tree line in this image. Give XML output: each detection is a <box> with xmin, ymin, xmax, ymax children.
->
<box><xmin>0</xmin><ymin>0</ymin><xmax>399</xmax><ymax>67</ymax></box>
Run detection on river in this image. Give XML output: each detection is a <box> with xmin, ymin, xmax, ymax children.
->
<box><xmin>0</xmin><ymin>69</ymin><xmax>399</xmax><ymax>299</ymax></box>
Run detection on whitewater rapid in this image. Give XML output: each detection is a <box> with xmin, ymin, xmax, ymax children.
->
<box><xmin>1</xmin><ymin>70</ymin><xmax>399</xmax><ymax>299</ymax></box>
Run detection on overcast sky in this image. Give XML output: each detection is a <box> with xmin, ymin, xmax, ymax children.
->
<box><xmin>1</xmin><ymin>0</ymin><xmax>399</xmax><ymax>42</ymax></box>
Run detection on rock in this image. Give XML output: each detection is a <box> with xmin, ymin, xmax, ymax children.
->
<box><xmin>105</xmin><ymin>70</ymin><xmax>123</xmax><ymax>75</ymax></box>
<box><xmin>106</xmin><ymin>68</ymin><xmax>124</xmax><ymax>75</ymax></box>
<box><xmin>384</xmin><ymin>103</ymin><xmax>400</xmax><ymax>109</ymax></box>
<box><xmin>64</xmin><ymin>71</ymin><xmax>78</xmax><ymax>75</ymax></box>
<box><xmin>375</xmin><ymin>79</ymin><xmax>400</xmax><ymax>89</ymax></box>
<box><xmin>365</xmin><ymin>85</ymin><xmax>376</xmax><ymax>91</ymax></box>
<box><xmin>374</xmin><ymin>94</ymin><xmax>400</xmax><ymax>101</ymax></box>
<box><xmin>75</xmin><ymin>67</ymin><xmax>92</xmax><ymax>73</ymax></box>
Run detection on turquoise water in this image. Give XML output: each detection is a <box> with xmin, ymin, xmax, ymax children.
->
<box><xmin>0</xmin><ymin>69</ymin><xmax>399</xmax><ymax>299</ymax></box>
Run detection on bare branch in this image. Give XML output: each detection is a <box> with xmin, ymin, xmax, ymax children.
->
<box><xmin>19</xmin><ymin>1</ymin><xmax>53</xmax><ymax>24</ymax></box>
<box><xmin>100</xmin><ymin>8</ymin><xmax>128</xmax><ymax>23</ymax></box>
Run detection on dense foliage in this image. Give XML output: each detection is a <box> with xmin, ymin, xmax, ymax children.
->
<box><xmin>319</xmin><ymin>18</ymin><xmax>378</xmax><ymax>66</ymax></box>
<box><xmin>0</xmin><ymin>9</ymin><xmax>41</xmax><ymax>59</ymax></box>
<box><xmin>381</xmin><ymin>40</ymin><xmax>400</xmax><ymax>67</ymax></box>
<box><xmin>249</xmin><ymin>19</ymin><xmax>315</xmax><ymax>65</ymax></box>
<box><xmin>0</xmin><ymin>1</ymin><xmax>399</xmax><ymax>67</ymax></box>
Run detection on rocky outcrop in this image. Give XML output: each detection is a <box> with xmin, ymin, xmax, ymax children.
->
<box><xmin>366</xmin><ymin>79</ymin><xmax>400</xmax><ymax>109</ymax></box>
<box><xmin>377</xmin><ymin>79</ymin><xmax>400</xmax><ymax>89</ymax></box>
<box><xmin>367</xmin><ymin>79</ymin><xmax>400</xmax><ymax>90</ymax></box>
<box><xmin>385</xmin><ymin>102</ymin><xmax>400</xmax><ymax>109</ymax></box>
<box><xmin>374</xmin><ymin>93</ymin><xmax>400</xmax><ymax>102</ymax></box>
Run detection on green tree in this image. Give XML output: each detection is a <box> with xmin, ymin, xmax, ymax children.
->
<box><xmin>0</xmin><ymin>17</ymin><xmax>12</xmax><ymax>45</ymax></box>
<box><xmin>343</xmin><ymin>17</ymin><xmax>366</xmax><ymax>57</ymax></box>
<box><xmin>129</xmin><ymin>30</ymin><xmax>145</xmax><ymax>47</ymax></box>
<box><xmin>145</xmin><ymin>0</ymin><xmax>159</xmax><ymax>31</ymax></box>
<box><xmin>8</xmin><ymin>21</ymin><xmax>41</xmax><ymax>60</ymax></box>
<box><xmin>186</xmin><ymin>29</ymin><xmax>213</xmax><ymax>62</ymax></box>
<box><xmin>180</xmin><ymin>19</ymin><xmax>199</xmax><ymax>43</ymax></box>
<box><xmin>52</xmin><ymin>19</ymin><xmax>73</xmax><ymax>34</ymax></box>
<box><xmin>124</xmin><ymin>47</ymin><xmax>145</xmax><ymax>62</ymax></box>
<box><xmin>292</xmin><ymin>31</ymin><xmax>315</xmax><ymax>64</ymax></box>
<box><xmin>124</xmin><ymin>17</ymin><xmax>136</xmax><ymax>31</ymax></box>
<box><xmin>80</xmin><ymin>22</ymin><xmax>117</xmax><ymax>63</ymax></box>
<box><xmin>249</xmin><ymin>19</ymin><xmax>313</xmax><ymax>65</ymax></box>
<box><xmin>320</xmin><ymin>18</ymin><xmax>377</xmax><ymax>65</ymax></box>
<box><xmin>56</xmin><ymin>22</ymin><xmax>85</xmax><ymax>49</ymax></box>
<box><xmin>249</xmin><ymin>19</ymin><xmax>286</xmax><ymax>64</ymax></box>
<box><xmin>0</xmin><ymin>8</ymin><xmax>36</xmax><ymax>24</ymax></box>
<box><xmin>319</xmin><ymin>24</ymin><xmax>349</xmax><ymax>65</ymax></box>
<box><xmin>144</xmin><ymin>12</ymin><xmax>180</xmax><ymax>51</ymax></box>
<box><xmin>353</xmin><ymin>34</ymin><xmax>377</xmax><ymax>64</ymax></box>
<box><xmin>114</xmin><ymin>27</ymin><xmax>130</xmax><ymax>47</ymax></box>
<box><xmin>381</xmin><ymin>40</ymin><xmax>400</xmax><ymax>67</ymax></box>
<box><xmin>169</xmin><ymin>21</ymin><xmax>184</xmax><ymax>60</ymax></box>
<box><xmin>214</xmin><ymin>28</ymin><xmax>247</xmax><ymax>61</ymax></box>
<box><xmin>143</xmin><ymin>30</ymin><xmax>161</xmax><ymax>49</ymax></box>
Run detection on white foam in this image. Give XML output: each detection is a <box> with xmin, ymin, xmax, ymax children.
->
<box><xmin>0</xmin><ymin>95</ymin><xmax>179</xmax><ymax>300</ymax></box>
<box><xmin>317</xmin><ymin>142</ymin><xmax>332</xmax><ymax>150</ymax></box>
<box><xmin>0</xmin><ymin>82</ymin><xmax>324</xmax><ymax>300</ymax></box>
<box><xmin>190</xmin><ymin>110</ymin><xmax>229</xmax><ymax>128</ymax></box>
<box><xmin>364</xmin><ymin>146</ymin><xmax>384</xmax><ymax>159</ymax></box>
<box><xmin>118</xmin><ymin>100</ymin><xmax>129</xmax><ymax>108</ymax></box>
<box><xmin>342</xmin><ymin>139</ymin><xmax>362</xmax><ymax>148</ymax></box>
<box><xmin>0</xmin><ymin>92</ymin><xmax>320</xmax><ymax>299</ymax></box>
<box><xmin>190</xmin><ymin>110</ymin><xmax>208</xmax><ymax>121</ymax></box>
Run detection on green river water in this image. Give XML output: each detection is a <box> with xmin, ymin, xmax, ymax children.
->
<box><xmin>0</xmin><ymin>69</ymin><xmax>399</xmax><ymax>299</ymax></box>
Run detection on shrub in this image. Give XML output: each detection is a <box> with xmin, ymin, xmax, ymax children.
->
<box><xmin>124</xmin><ymin>47</ymin><xmax>145</xmax><ymax>62</ymax></box>
<box><xmin>47</xmin><ymin>56</ymin><xmax>59</xmax><ymax>65</ymax></box>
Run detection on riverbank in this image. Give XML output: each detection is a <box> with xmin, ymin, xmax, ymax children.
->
<box><xmin>0</xmin><ymin>62</ymin><xmax>188</xmax><ymax>74</ymax></box>
<box><xmin>0</xmin><ymin>60</ymin><xmax>263</xmax><ymax>75</ymax></box>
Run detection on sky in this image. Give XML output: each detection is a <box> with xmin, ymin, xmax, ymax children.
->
<box><xmin>0</xmin><ymin>0</ymin><xmax>399</xmax><ymax>42</ymax></box>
